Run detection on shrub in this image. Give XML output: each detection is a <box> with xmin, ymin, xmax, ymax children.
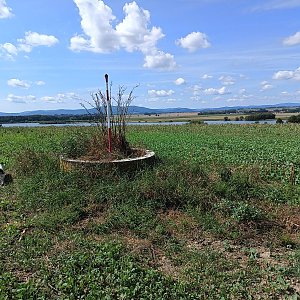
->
<box><xmin>287</xmin><ymin>114</ymin><xmax>300</xmax><ymax>123</ymax></box>
<box><xmin>245</xmin><ymin>112</ymin><xmax>275</xmax><ymax>121</ymax></box>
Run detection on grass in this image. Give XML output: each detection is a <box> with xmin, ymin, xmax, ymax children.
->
<box><xmin>129</xmin><ymin>111</ymin><xmax>298</xmax><ymax>123</ymax></box>
<box><xmin>0</xmin><ymin>124</ymin><xmax>300</xmax><ymax>299</ymax></box>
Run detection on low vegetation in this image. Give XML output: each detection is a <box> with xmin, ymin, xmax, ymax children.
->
<box><xmin>288</xmin><ymin>114</ymin><xmax>300</xmax><ymax>124</ymax></box>
<box><xmin>245</xmin><ymin>112</ymin><xmax>276</xmax><ymax>121</ymax></box>
<box><xmin>0</xmin><ymin>124</ymin><xmax>299</xmax><ymax>299</ymax></box>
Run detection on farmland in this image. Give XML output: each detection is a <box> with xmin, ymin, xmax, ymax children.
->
<box><xmin>0</xmin><ymin>124</ymin><xmax>300</xmax><ymax>299</ymax></box>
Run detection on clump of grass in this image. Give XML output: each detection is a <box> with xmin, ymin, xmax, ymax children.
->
<box><xmin>188</xmin><ymin>120</ymin><xmax>204</xmax><ymax>125</ymax></box>
<box><xmin>214</xmin><ymin>199</ymin><xmax>265</xmax><ymax>222</ymax></box>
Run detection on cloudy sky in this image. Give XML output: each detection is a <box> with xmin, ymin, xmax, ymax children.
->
<box><xmin>1</xmin><ymin>0</ymin><xmax>300</xmax><ymax>113</ymax></box>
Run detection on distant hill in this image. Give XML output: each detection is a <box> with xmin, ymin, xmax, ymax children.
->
<box><xmin>0</xmin><ymin>106</ymin><xmax>199</xmax><ymax>117</ymax></box>
<box><xmin>1</xmin><ymin>103</ymin><xmax>300</xmax><ymax>117</ymax></box>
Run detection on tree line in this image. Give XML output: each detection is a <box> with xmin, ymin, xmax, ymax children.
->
<box><xmin>0</xmin><ymin>114</ymin><xmax>98</xmax><ymax>124</ymax></box>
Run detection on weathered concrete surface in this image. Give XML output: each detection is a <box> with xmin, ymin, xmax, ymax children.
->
<box><xmin>60</xmin><ymin>149</ymin><xmax>155</xmax><ymax>174</ymax></box>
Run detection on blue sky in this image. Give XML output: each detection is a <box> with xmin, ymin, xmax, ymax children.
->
<box><xmin>1</xmin><ymin>0</ymin><xmax>300</xmax><ymax>113</ymax></box>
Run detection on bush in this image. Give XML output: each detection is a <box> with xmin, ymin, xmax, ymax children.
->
<box><xmin>287</xmin><ymin>114</ymin><xmax>300</xmax><ymax>123</ymax></box>
<box><xmin>245</xmin><ymin>113</ymin><xmax>275</xmax><ymax>121</ymax></box>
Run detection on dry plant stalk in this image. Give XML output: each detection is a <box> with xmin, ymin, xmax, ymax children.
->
<box><xmin>81</xmin><ymin>84</ymin><xmax>138</xmax><ymax>159</ymax></box>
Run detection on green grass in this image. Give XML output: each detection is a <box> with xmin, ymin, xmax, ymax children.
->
<box><xmin>0</xmin><ymin>124</ymin><xmax>299</xmax><ymax>299</ymax></box>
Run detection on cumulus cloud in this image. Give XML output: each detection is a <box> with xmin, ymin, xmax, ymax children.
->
<box><xmin>174</xmin><ymin>78</ymin><xmax>185</xmax><ymax>85</ymax></box>
<box><xmin>7</xmin><ymin>78</ymin><xmax>30</xmax><ymax>89</ymax></box>
<box><xmin>41</xmin><ymin>93</ymin><xmax>82</xmax><ymax>103</ymax></box>
<box><xmin>1</xmin><ymin>32</ymin><xmax>59</xmax><ymax>59</ymax></box>
<box><xmin>116</xmin><ymin>2</ymin><xmax>164</xmax><ymax>53</ymax></box>
<box><xmin>5</xmin><ymin>92</ymin><xmax>82</xmax><ymax>105</ymax></box>
<box><xmin>273</xmin><ymin>67</ymin><xmax>300</xmax><ymax>80</ymax></box>
<box><xmin>70</xmin><ymin>0</ymin><xmax>118</xmax><ymax>53</ymax></box>
<box><xmin>0</xmin><ymin>43</ymin><xmax>18</xmax><ymax>59</ymax></box>
<box><xmin>71</xmin><ymin>0</ymin><xmax>176</xmax><ymax>70</ymax></box>
<box><xmin>219</xmin><ymin>75</ymin><xmax>235</xmax><ymax>85</ymax></box>
<box><xmin>176</xmin><ymin>32</ymin><xmax>211</xmax><ymax>52</ymax></box>
<box><xmin>143</xmin><ymin>50</ymin><xmax>176</xmax><ymax>70</ymax></box>
<box><xmin>283</xmin><ymin>31</ymin><xmax>300</xmax><ymax>46</ymax></box>
<box><xmin>204</xmin><ymin>86</ymin><xmax>230</xmax><ymax>95</ymax></box>
<box><xmin>6</xmin><ymin>94</ymin><xmax>36</xmax><ymax>103</ymax></box>
<box><xmin>0</xmin><ymin>0</ymin><xmax>13</xmax><ymax>19</ymax></box>
<box><xmin>260</xmin><ymin>81</ymin><xmax>273</xmax><ymax>91</ymax></box>
<box><xmin>35</xmin><ymin>80</ymin><xmax>45</xmax><ymax>86</ymax></box>
<box><xmin>148</xmin><ymin>89</ymin><xmax>174</xmax><ymax>97</ymax></box>
<box><xmin>17</xmin><ymin>31</ymin><xmax>59</xmax><ymax>52</ymax></box>
<box><xmin>202</xmin><ymin>74</ymin><xmax>213</xmax><ymax>79</ymax></box>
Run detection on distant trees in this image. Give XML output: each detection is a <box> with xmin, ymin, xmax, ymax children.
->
<box><xmin>0</xmin><ymin>114</ymin><xmax>96</xmax><ymax>124</ymax></box>
<box><xmin>287</xmin><ymin>114</ymin><xmax>300</xmax><ymax>123</ymax></box>
<box><xmin>245</xmin><ymin>113</ymin><xmax>275</xmax><ymax>121</ymax></box>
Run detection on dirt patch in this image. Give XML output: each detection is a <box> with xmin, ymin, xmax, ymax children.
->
<box><xmin>73</xmin><ymin>204</ymin><xmax>108</xmax><ymax>230</ymax></box>
<box><xmin>187</xmin><ymin>238</ymin><xmax>292</xmax><ymax>269</ymax></box>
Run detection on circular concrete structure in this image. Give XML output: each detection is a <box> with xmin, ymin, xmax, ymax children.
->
<box><xmin>60</xmin><ymin>149</ymin><xmax>155</xmax><ymax>173</ymax></box>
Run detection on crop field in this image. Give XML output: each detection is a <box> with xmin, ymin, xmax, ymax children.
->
<box><xmin>0</xmin><ymin>124</ymin><xmax>300</xmax><ymax>299</ymax></box>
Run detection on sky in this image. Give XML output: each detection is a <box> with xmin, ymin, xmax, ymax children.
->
<box><xmin>1</xmin><ymin>0</ymin><xmax>300</xmax><ymax>113</ymax></box>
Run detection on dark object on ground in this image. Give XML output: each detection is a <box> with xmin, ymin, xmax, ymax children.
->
<box><xmin>0</xmin><ymin>163</ymin><xmax>13</xmax><ymax>186</ymax></box>
<box><xmin>220</xmin><ymin>167</ymin><xmax>232</xmax><ymax>182</ymax></box>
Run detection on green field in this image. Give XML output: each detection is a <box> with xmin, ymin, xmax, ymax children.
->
<box><xmin>0</xmin><ymin>124</ymin><xmax>300</xmax><ymax>299</ymax></box>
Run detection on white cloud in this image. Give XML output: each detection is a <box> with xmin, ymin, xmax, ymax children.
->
<box><xmin>6</xmin><ymin>94</ymin><xmax>36</xmax><ymax>103</ymax></box>
<box><xmin>35</xmin><ymin>80</ymin><xmax>45</xmax><ymax>86</ymax></box>
<box><xmin>1</xmin><ymin>32</ymin><xmax>58</xmax><ymax>59</ymax></box>
<box><xmin>239</xmin><ymin>88</ymin><xmax>246</xmax><ymax>94</ymax></box>
<box><xmin>283</xmin><ymin>31</ymin><xmax>300</xmax><ymax>46</ymax></box>
<box><xmin>0</xmin><ymin>0</ymin><xmax>13</xmax><ymax>19</ymax></box>
<box><xmin>71</xmin><ymin>0</ymin><xmax>175</xmax><ymax>70</ymax></box>
<box><xmin>193</xmin><ymin>85</ymin><xmax>202</xmax><ymax>96</ymax></box>
<box><xmin>202</xmin><ymin>74</ymin><xmax>213</xmax><ymax>79</ymax></box>
<box><xmin>148</xmin><ymin>89</ymin><xmax>175</xmax><ymax>97</ymax></box>
<box><xmin>219</xmin><ymin>75</ymin><xmax>235</xmax><ymax>85</ymax></box>
<box><xmin>174</xmin><ymin>78</ymin><xmax>185</xmax><ymax>85</ymax></box>
<box><xmin>273</xmin><ymin>70</ymin><xmax>294</xmax><ymax>80</ymax></box>
<box><xmin>176</xmin><ymin>32</ymin><xmax>211</xmax><ymax>52</ymax></box>
<box><xmin>272</xmin><ymin>67</ymin><xmax>300</xmax><ymax>80</ymax></box>
<box><xmin>143</xmin><ymin>50</ymin><xmax>176</xmax><ymax>70</ymax></box>
<box><xmin>116</xmin><ymin>2</ymin><xmax>164</xmax><ymax>53</ymax></box>
<box><xmin>0</xmin><ymin>43</ymin><xmax>17</xmax><ymax>60</ymax></box>
<box><xmin>7</xmin><ymin>78</ymin><xmax>30</xmax><ymax>89</ymax></box>
<box><xmin>260</xmin><ymin>81</ymin><xmax>273</xmax><ymax>91</ymax></box>
<box><xmin>1</xmin><ymin>43</ymin><xmax>17</xmax><ymax>55</ymax></box>
<box><xmin>5</xmin><ymin>92</ymin><xmax>82</xmax><ymax>105</ymax></box>
<box><xmin>204</xmin><ymin>86</ymin><xmax>230</xmax><ymax>95</ymax></box>
<box><xmin>41</xmin><ymin>92</ymin><xmax>82</xmax><ymax>103</ymax></box>
<box><xmin>17</xmin><ymin>31</ymin><xmax>59</xmax><ymax>53</ymax></box>
<box><xmin>70</xmin><ymin>0</ymin><xmax>118</xmax><ymax>53</ymax></box>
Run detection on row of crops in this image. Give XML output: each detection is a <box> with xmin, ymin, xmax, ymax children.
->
<box><xmin>129</xmin><ymin>124</ymin><xmax>300</xmax><ymax>184</ymax></box>
<box><xmin>1</xmin><ymin>124</ymin><xmax>300</xmax><ymax>183</ymax></box>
